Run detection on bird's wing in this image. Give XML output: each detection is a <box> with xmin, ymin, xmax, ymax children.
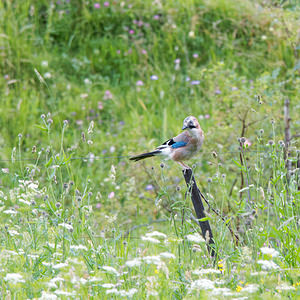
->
<box><xmin>157</xmin><ymin>131</ymin><xmax>189</xmax><ymax>150</ymax></box>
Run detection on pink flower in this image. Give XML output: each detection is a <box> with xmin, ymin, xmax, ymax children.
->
<box><xmin>153</xmin><ymin>15</ymin><xmax>160</xmax><ymax>20</ymax></box>
<box><xmin>204</xmin><ymin>114</ymin><xmax>210</xmax><ymax>119</ymax></box>
<box><xmin>103</xmin><ymin>90</ymin><xmax>113</xmax><ymax>100</ymax></box>
<box><xmin>108</xmin><ymin>192</ymin><xmax>115</xmax><ymax>199</ymax></box>
<box><xmin>141</xmin><ymin>49</ymin><xmax>147</xmax><ymax>55</ymax></box>
<box><xmin>94</xmin><ymin>3</ymin><xmax>100</xmax><ymax>8</ymax></box>
<box><xmin>98</xmin><ymin>102</ymin><xmax>103</xmax><ymax>110</ymax></box>
<box><xmin>129</xmin><ymin>29</ymin><xmax>135</xmax><ymax>35</ymax></box>
<box><xmin>244</xmin><ymin>138</ymin><xmax>252</xmax><ymax>147</ymax></box>
<box><xmin>193</xmin><ymin>53</ymin><xmax>199</xmax><ymax>58</ymax></box>
<box><xmin>104</xmin><ymin>1</ymin><xmax>109</xmax><ymax>7</ymax></box>
<box><xmin>96</xmin><ymin>203</ymin><xmax>102</xmax><ymax>209</ymax></box>
<box><xmin>136</xmin><ymin>80</ymin><xmax>144</xmax><ymax>86</ymax></box>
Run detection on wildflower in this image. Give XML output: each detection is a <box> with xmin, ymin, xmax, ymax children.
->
<box><xmin>243</xmin><ymin>284</ymin><xmax>259</xmax><ymax>293</ymax></box>
<box><xmin>189</xmin><ymin>279</ymin><xmax>215</xmax><ymax>290</ymax></box>
<box><xmin>217</xmin><ymin>259</ymin><xmax>225</xmax><ymax>272</ymax></box>
<box><xmin>188</xmin><ymin>31</ymin><xmax>195</xmax><ymax>38</ymax></box>
<box><xmin>153</xmin><ymin>15</ymin><xmax>160</xmax><ymax>20</ymax></box>
<box><xmin>108</xmin><ymin>191</ymin><xmax>115</xmax><ymax>199</ymax></box>
<box><xmin>186</xmin><ymin>232</ymin><xmax>205</xmax><ymax>243</ymax></box>
<box><xmin>257</xmin><ymin>260</ymin><xmax>279</xmax><ymax>270</ymax></box>
<box><xmin>3</xmin><ymin>209</ymin><xmax>17</xmax><ymax>215</ymax></box>
<box><xmin>145</xmin><ymin>231</ymin><xmax>167</xmax><ymax>239</ymax></box>
<box><xmin>8</xmin><ymin>229</ymin><xmax>20</xmax><ymax>236</ymax></box>
<box><xmin>70</xmin><ymin>245</ymin><xmax>88</xmax><ymax>251</ymax></box>
<box><xmin>261</xmin><ymin>35</ymin><xmax>267</xmax><ymax>40</ymax></box>
<box><xmin>40</xmin><ymin>291</ymin><xmax>58</xmax><ymax>300</ymax></box>
<box><xmin>204</xmin><ymin>114</ymin><xmax>210</xmax><ymax>119</ymax></box>
<box><xmin>151</xmin><ymin>75</ymin><xmax>158</xmax><ymax>80</ymax></box>
<box><xmin>94</xmin><ymin>3</ymin><xmax>100</xmax><ymax>9</ymax></box>
<box><xmin>260</xmin><ymin>247</ymin><xmax>279</xmax><ymax>258</ymax></box>
<box><xmin>103</xmin><ymin>90</ymin><xmax>113</xmax><ymax>100</ymax></box>
<box><xmin>141</xmin><ymin>236</ymin><xmax>160</xmax><ymax>244</ymax></box>
<box><xmin>102</xmin><ymin>266</ymin><xmax>120</xmax><ymax>276</ymax></box>
<box><xmin>4</xmin><ymin>273</ymin><xmax>25</xmax><ymax>283</ymax></box>
<box><xmin>96</xmin><ymin>203</ymin><xmax>101</xmax><ymax>209</ymax></box>
<box><xmin>98</xmin><ymin>101</ymin><xmax>103</xmax><ymax>110</ymax></box>
<box><xmin>142</xmin><ymin>256</ymin><xmax>162</xmax><ymax>265</ymax></box>
<box><xmin>58</xmin><ymin>223</ymin><xmax>73</xmax><ymax>231</ymax></box>
<box><xmin>136</xmin><ymin>80</ymin><xmax>144</xmax><ymax>86</ymax></box>
<box><xmin>236</xmin><ymin>285</ymin><xmax>243</xmax><ymax>292</ymax></box>
<box><xmin>44</xmin><ymin>72</ymin><xmax>52</xmax><ymax>79</ymax></box>
<box><xmin>160</xmin><ymin>162</ymin><xmax>165</xmax><ymax>168</ymax></box>
<box><xmin>192</xmin><ymin>268</ymin><xmax>221</xmax><ymax>275</ymax></box>
<box><xmin>159</xmin><ymin>252</ymin><xmax>175</xmax><ymax>259</ymax></box>
<box><xmin>268</xmin><ymin>140</ymin><xmax>274</xmax><ymax>146</ymax></box>
<box><xmin>193</xmin><ymin>53</ymin><xmax>199</xmax><ymax>58</ymax></box>
<box><xmin>102</xmin><ymin>283</ymin><xmax>117</xmax><ymax>288</ymax></box>
<box><xmin>41</xmin><ymin>61</ymin><xmax>48</xmax><ymax>67</ymax></box>
<box><xmin>103</xmin><ymin>1</ymin><xmax>109</xmax><ymax>7</ymax></box>
<box><xmin>125</xmin><ymin>258</ymin><xmax>142</xmax><ymax>267</ymax></box>
<box><xmin>55</xmin><ymin>202</ymin><xmax>61</xmax><ymax>208</ymax></box>
<box><xmin>259</xmin><ymin>129</ymin><xmax>264</xmax><ymax>135</ymax></box>
<box><xmin>276</xmin><ymin>283</ymin><xmax>296</xmax><ymax>291</ymax></box>
<box><xmin>145</xmin><ymin>184</ymin><xmax>154</xmax><ymax>191</ymax></box>
<box><xmin>129</xmin><ymin>29</ymin><xmax>135</xmax><ymax>35</ymax></box>
<box><xmin>52</xmin><ymin>262</ymin><xmax>68</xmax><ymax>270</ymax></box>
<box><xmin>278</xmin><ymin>140</ymin><xmax>285</xmax><ymax>147</ymax></box>
<box><xmin>190</xmin><ymin>80</ymin><xmax>200</xmax><ymax>85</ymax></box>
<box><xmin>215</xmin><ymin>89</ymin><xmax>222</xmax><ymax>94</ymax></box>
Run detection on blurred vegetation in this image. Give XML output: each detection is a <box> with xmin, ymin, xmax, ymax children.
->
<box><xmin>0</xmin><ymin>0</ymin><xmax>299</xmax><ymax>297</ymax></box>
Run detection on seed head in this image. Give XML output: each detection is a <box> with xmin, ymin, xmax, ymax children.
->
<box><xmin>259</xmin><ymin>129</ymin><xmax>264</xmax><ymax>135</ymax></box>
<box><xmin>55</xmin><ymin>202</ymin><xmax>61</xmax><ymax>208</ymax></box>
<box><xmin>41</xmin><ymin>114</ymin><xmax>46</xmax><ymax>119</ymax></box>
<box><xmin>240</xmin><ymin>137</ymin><xmax>246</xmax><ymax>144</ymax></box>
<box><xmin>268</xmin><ymin>140</ymin><xmax>274</xmax><ymax>146</ymax></box>
<box><xmin>208</xmin><ymin>178</ymin><xmax>212</xmax><ymax>183</ymax></box>
<box><xmin>176</xmin><ymin>186</ymin><xmax>181</xmax><ymax>192</ymax></box>
<box><xmin>278</xmin><ymin>140</ymin><xmax>285</xmax><ymax>147</ymax></box>
<box><xmin>160</xmin><ymin>163</ymin><xmax>165</xmax><ymax>169</ymax></box>
<box><xmin>18</xmin><ymin>133</ymin><xmax>22</xmax><ymax>139</ymax></box>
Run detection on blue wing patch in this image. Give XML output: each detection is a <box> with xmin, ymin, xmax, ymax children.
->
<box><xmin>171</xmin><ymin>141</ymin><xmax>187</xmax><ymax>149</ymax></box>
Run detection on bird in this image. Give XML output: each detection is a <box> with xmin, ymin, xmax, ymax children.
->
<box><xmin>129</xmin><ymin>116</ymin><xmax>204</xmax><ymax>169</ymax></box>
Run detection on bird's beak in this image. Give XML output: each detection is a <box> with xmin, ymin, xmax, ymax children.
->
<box><xmin>182</xmin><ymin>125</ymin><xmax>188</xmax><ymax>130</ymax></box>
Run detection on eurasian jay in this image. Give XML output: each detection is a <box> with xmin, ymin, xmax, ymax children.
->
<box><xmin>130</xmin><ymin>116</ymin><xmax>204</xmax><ymax>169</ymax></box>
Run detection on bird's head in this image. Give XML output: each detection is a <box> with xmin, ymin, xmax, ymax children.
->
<box><xmin>182</xmin><ymin>116</ymin><xmax>200</xmax><ymax>131</ymax></box>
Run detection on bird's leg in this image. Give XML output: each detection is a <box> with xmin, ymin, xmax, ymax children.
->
<box><xmin>177</xmin><ymin>161</ymin><xmax>191</xmax><ymax>170</ymax></box>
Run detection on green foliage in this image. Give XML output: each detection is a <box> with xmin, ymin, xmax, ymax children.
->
<box><xmin>0</xmin><ymin>0</ymin><xmax>299</xmax><ymax>298</ymax></box>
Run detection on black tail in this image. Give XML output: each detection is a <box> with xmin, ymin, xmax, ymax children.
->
<box><xmin>129</xmin><ymin>150</ymin><xmax>161</xmax><ymax>162</ymax></box>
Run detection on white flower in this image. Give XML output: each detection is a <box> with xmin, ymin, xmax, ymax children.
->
<box><xmin>52</xmin><ymin>263</ymin><xmax>68</xmax><ymax>270</ymax></box>
<box><xmin>39</xmin><ymin>291</ymin><xmax>57</xmax><ymax>300</ymax></box>
<box><xmin>141</xmin><ymin>236</ymin><xmax>160</xmax><ymax>244</ymax></box>
<box><xmin>70</xmin><ymin>245</ymin><xmax>88</xmax><ymax>251</ymax></box>
<box><xmin>142</xmin><ymin>256</ymin><xmax>162</xmax><ymax>265</ymax></box>
<box><xmin>250</xmin><ymin>271</ymin><xmax>267</xmax><ymax>276</ymax></box>
<box><xmin>54</xmin><ymin>291</ymin><xmax>76</xmax><ymax>296</ymax></box>
<box><xmin>106</xmin><ymin>288</ymin><xmax>137</xmax><ymax>297</ymax></box>
<box><xmin>193</xmin><ymin>268</ymin><xmax>221</xmax><ymax>275</ymax></box>
<box><xmin>159</xmin><ymin>252</ymin><xmax>175</xmax><ymax>259</ymax></box>
<box><xmin>260</xmin><ymin>247</ymin><xmax>279</xmax><ymax>257</ymax></box>
<box><xmin>3</xmin><ymin>209</ymin><xmax>17</xmax><ymax>215</ymax></box>
<box><xmin>145</xmin><ymin>231</ymin><xmax>167</xmax><ymax>239</ymax></box>
<box><xmin>41</xmin><ymin>61</ymin><xmax>49</xmax><ymax>67</ymax></box>
<box><xmin>106</xmin><ymin>288</ymin><xmax>118</xmax><ymax>295</ymax></box>
<box><xmin>186</xmin><ymin>232</ymin><xmax>205</xmax><ymax>243</ymax></box>
<box><xmin>89</xmin><ymin>277</ymin><xmax>103</xmax><ymax>282</ymax></box>
<box><xmin>84</xmin><ymin>78</ymin><xmax>92</xmax><ymax>85</ymax></box>
<box><xmin>210</xmin><ymin>287</ymin><xmax>232</xmax><ymax>296</ymax></box>
<box><xmin>125</xmin><ymin>258</ymin><xmax>142</xmax><ymax>267</ymax></box>
<box><xmin>102</xmin><ymin>283</ymin><xmax>117</xmax><ymax>289</ymax></box>
<box><xmin>190</xmin><ymin>279</ymin><xmax>215</xmax><ymax>290</ymax></box>
<box><xmin>276</xmin><ymin>283</ymin><xmax>295</xmax><ymax>290</ymax></box>
<box><xmin>8</xmin><ymin>229</ymin><xmax>20</xmax><ymax>236</ymax></box>
<box><xmin>4</xmin><ymin>273</ymin><xmax>25</xmax><ymax>283</ymax></box>
<box><xmin>150</xmin><ymin>75</ymin><xmax>158</xmax><ymax>80</ymax></box>
<box><xmin>257</xmin><ymin>260</ymin><xmax>279</xmax><ymax>270</ymax></box>
<box><xmin>242</xmin><ymin>284</ymin><xmax>259</xmax><ymax>293</ymax></box>
<box><xmin>58</xmin><ymin>223</ymin><xmax>73</xmax><ymax>231</ymax></box>
<box><xmin>102</xmin><ymin>266</ymin><xmax>120</xmax><ymax>276</ymax></box>
<box><xmin>44</xmin><ymin>72</ymin><xmax>52</xmax><ymax>79</ymax></box>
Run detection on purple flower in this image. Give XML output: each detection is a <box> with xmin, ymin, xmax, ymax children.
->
<box><xmin>145</xmin><ymin>184</ymin><xmax>154</xmax><ymax>191</ymax></box>
<box><xmin>153</xmin><ymin>15</ymin><xmax>160</xmax><ymax>20</ymax></box>
<box><xmin>94</xmin><ymin>3</ymin><xmax>100</xmax><ymax>9</ymax></box>
<box><xmin>191</xmin><ymin>80</ymin><xmax>200</xmax><ymax>85</ymax></box>
<box><xmin>141</xmin><ymin>49</ymin><xmax>147</xmax><ymax>55</ymax></box>
<box><xmin>104</xmin><ymin>1</ymin><xmax>109</xmax><ymax>6</ymax></box>
<box><xmin>129</xmin><ymin>29</ymin><xmax>135</xmax><ymax>35</ymax></box>
<box><xmin>215</xmin><ymin>89</ymin><xmax>221</xmax><ymax>95</ymax></box>
<box><xmin>174</xmin><ymin>58</ymin><xmax>180</xmax><ymax>64</ymax></box>
<box><xmin>185</xmin><ymin>76</ymin><xmax>190</xmax><ymax>82</ymax></box>
<box><xmin>193</xmin><ymin>53</ymin><xmax>199</xmax><ymax>58</ymax></box>
<box><xmin>96</xmin><ymin>203</ymin><xmax>102</xmax><ymax>209</ymax></box>
<box><xmin>136</xmin><ymin>80</ymin><xmax>144</xmax><ymax>86</ymax></box>
<box><xmin>231</xmin><ymin>86</ymin><xmax>238</xmax><ymax>91</ymax></box>
<box><xmin>108</xmin><ymin>191</ymin><xmax>115</xmax><ymax>199</ymax></box>
<box><xmin>116</xmin><ymin>50</ymin><xmax>121</xmax><ymax>54</ymax></box>
<box><xmin>204</xmin><ymin>114</ymin><xmax>210</xmax><ymax>119</ymax></box>
<box><xmin>103</xmin><ymin>90</ymin><xmax>113</xmax><ymax>100</ymax></box>
<box><xmin>151</xmin><ymin>75</ymin><xmax>158</xmax><ymax>80</ymax></box>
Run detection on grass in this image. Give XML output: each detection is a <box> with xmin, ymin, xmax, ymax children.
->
<box><xmin>0</xmin><ymin>0</ymin><xmax>299</xmax><ymax>298</ymax></box>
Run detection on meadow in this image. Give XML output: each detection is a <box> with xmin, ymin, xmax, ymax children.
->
<box><xmin>0</xmin><ymin>0</ymin><xmax>299</xmax><ymax>298</ymax></box>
